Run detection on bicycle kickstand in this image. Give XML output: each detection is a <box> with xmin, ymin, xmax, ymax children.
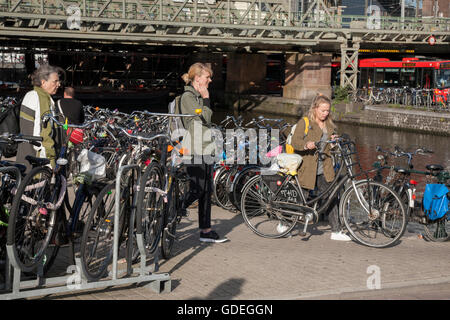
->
<box><xmin>299</xmin><ymin>213</ymin><xmax>314</xmax><ymax>237</ymax></box>
<box><xmin>164</xmin><ymin>223</ymin><xmax>178</xmax><ymax>242</ymax></box>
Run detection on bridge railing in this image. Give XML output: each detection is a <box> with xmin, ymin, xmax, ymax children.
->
<box><xmin>0</xmin><ymin>0</ymin><xmax>449</xmax><ymax>33</ymax></box>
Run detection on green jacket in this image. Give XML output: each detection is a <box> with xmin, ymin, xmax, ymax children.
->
<box><xmin>179</xmin><ymin>85</ymin><xmax>214</xmax><ymax>157</ymax></box>
<box><xmin>290</xmin><ymin>116</ymin><xmax>336</xmax><ymax>190</ymax></box>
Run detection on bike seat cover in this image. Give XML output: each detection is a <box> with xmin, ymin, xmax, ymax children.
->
<box><xmin>0</xmin><ymin>161</ymin><xmax>27</xmax><ymax>174</ymax></box>
<box><xmin>276</xmin><ymin>153</ymin><xmax>303</xmax><ymax>175</ymax></box>
<box><xmin>426</xmin><ymin>164</ymin><xmax>444</xmax><ymax>171</ymax></box>
<box><xmin>25</xmin><ymin>155</ymin><xmax>50</xmax><ymax>167</ymax></box>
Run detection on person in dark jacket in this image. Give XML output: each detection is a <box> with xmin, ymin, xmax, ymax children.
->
<box><xmin>57</xmin><ymin>87</ymin><xmax>85</xmax><ymax>125</ymax></box>
<box><xmin>179</xmin><ymin>62</ymin><xmax>228</xmax><ymax>243</ymax></box>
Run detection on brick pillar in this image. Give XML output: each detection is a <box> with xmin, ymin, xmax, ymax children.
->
<box><xmin>283</xmin><ymin>53</ymin><xmax>332</xmax><ymax>101</ymax></box>
<box><xmin>225</xmin><ymin>53</ymin><xmax>267</xmax><ymax>94</ymax></box>
<box><xmin>422</xmin><ymin>0</ymin><xmax>434</xmax><ymax>16</ymax></box>
<box><xmin>422</xmin><ymin>0</ymin><xmax>449</xmax><ymax>17</ymax></box>
<box><xmin>438</xmin><ymin>0</ymin><xmax>449</xmax><ymax>17</ymax></box>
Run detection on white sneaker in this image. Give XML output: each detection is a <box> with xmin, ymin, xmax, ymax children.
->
<box><xmin>330</xmin><ymin>231</ymin><xmax>352</xmax><ymax>241</ymax></box>
<box><xmin>277</xmin><ymin>222</ymin><xmax>290</xmax><ymax>234</ymax></box>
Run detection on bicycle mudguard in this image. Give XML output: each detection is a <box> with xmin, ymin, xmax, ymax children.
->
<box><xmin>228</xmin><ymin>164</ymin><xmax>260</xmax><ymax>192</ymax></box>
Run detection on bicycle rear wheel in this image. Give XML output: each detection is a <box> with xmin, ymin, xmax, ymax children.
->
<box><xmin>340</xmin><ymin>180</ymin><xmax>407</xmax><ymax>248</ymax></box>
<box><xmin>240</xmin><ymin>175</ymin><xmax>298</xmax><ymax>238</ymax></box>
<box><xmin>423</xmin><ymin>217</ymin><xmax>450</xmax><ymax>242</ymax></box>
<box><xmin>7</xmin><ymin>166</ymin><xmax>57</xmax><ymax>272</ymax></box>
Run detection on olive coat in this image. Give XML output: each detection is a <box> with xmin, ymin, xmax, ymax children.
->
<box><xmin>179</xmin><ymin>85</ymin><xmax>214</xmax><ymax>157</ymax></box>
<box><xmin>290</xmin><ymin>116</ymin><xmax>337</xmax><ymax>190</ymax></box>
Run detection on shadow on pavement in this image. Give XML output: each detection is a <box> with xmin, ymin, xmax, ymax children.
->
<box><xmin>190</xmin><ymin>278</ymin><xmax>246</xmax><ymax>300</ymax></box>
<box><xmin>158</xmin><ymin>210</ymin><xmax>244</xmax><ymax>274</ymax></box>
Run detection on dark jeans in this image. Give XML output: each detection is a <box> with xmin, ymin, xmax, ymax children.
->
<box><xmin>182</xmin><ymin>163</ymin><xmax>213</xmax><ymax>230</ymax></box>
<box><xmin>305</xmin><ymin>174</ymin><xmax>341</xmax><ymax>232</ymax></box>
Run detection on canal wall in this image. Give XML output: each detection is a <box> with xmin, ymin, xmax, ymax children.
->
<box><xmin>228</xmin><ymin>94</ymin><xmax>450</xmax><ymax>136</ymax></box>
<box><xmin>333</xmin><ymin>103</ymin><xmax>450</xmax><ymax>136</ymax></box>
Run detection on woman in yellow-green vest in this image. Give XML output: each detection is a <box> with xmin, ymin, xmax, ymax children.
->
<box><xmin>16</xmin><ymin>64</ymin><xmax>62</xmax><ymax>171</ymax></box>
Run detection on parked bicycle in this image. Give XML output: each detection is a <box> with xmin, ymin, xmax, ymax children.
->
<box><xmin>239</xmin><ymin>134</ymin><xmax>407</xmax><ymax>248</ymax></box>
<box><xmin>79</xmin><ymin>111</ymin><xmax>198</xmax><ymax>280</ymax></box>
<box><xmin>0</xmin><ymin>134</ymin><xmax>41</xmax><ymax>270</ymax></box>
<box><xmin>6</xmin><ymin>114</ymin><xmax>108</xmax><ymax>274</ymax></box>
<box><xmin>372</xmin><ymin>145</ymin><xmax>450</xmax><ymax>242</ymax></box>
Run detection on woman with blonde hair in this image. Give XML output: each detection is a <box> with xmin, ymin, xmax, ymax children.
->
<box><xmin>179</xmin><ymin>62</ymin><xmax>228</xmax><ymax>243</ymax></box>
<box><xmin>288</xmin><ymin>93</ymin><xmax>351</xmax><ymax>241</ymax></box>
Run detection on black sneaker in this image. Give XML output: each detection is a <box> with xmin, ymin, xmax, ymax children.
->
<box><xmin>179</xmin><ymin>207</ymin><xmax>189</xmax><ymax>217</ymax></box>
<box><xmin>199</xmin><ymin>230</ymin><xmax>228</xmax><ymax>243</ymax></box>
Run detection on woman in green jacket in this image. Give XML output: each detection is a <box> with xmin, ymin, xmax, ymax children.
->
<box><xmin>290</xmin><ymin>93</ymin><xmax>351</xmax><ymax>241</ymax></box>
<box><xmin>179</xmin><ymin>62</ymin><xmax>228</xmax><ymax>243</ymax></box>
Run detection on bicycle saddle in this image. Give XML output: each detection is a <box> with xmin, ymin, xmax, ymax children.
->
<box><xmin>396</xmin><ymin>167</ymin><xmax>409</xmax><ymax>174</ymax></box>
<box><xmin>426</xmin><ymin>164</ymin><xmax>444</xmax><ymax>171</ymax></box>
<box><xmin>25</xmin><ymin>155</ymin><xmax>50</xmax><ymax>167</ymax></box>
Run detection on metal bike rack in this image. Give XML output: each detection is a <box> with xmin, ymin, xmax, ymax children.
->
<box><xmin>0</xmin><ymin>164</ymin><xmax>171</xmax><ymax>300</ymax></box>
<box><xmin>0</xmin><ymin>166</ymin><xmax>22</xmax><ymax>293</ymax></box>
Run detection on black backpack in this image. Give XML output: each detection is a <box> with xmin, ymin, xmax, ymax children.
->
<box><xmin>0</xmin><ymin>100</ymin><xmax>20</xmax><ymax>158</ymax></box>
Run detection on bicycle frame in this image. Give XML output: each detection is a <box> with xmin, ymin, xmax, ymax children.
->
<box><xmin>257</xmin><ymin>143</ymin><xmax>375</xmax><ymax>236</ymax></box>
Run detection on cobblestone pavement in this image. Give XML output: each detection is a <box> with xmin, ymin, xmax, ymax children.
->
<box><xmin>14</xmin><ymin>205</ymin><xmax>450</xmax><ymax>300</ymax></box>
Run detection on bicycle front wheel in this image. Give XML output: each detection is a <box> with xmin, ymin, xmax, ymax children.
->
<box><xmin>340</xmin><ymin>180</ymin><xmax>407</xmax><ymax>248</ymax></box>
<box><xmin>161</xmin><ymin>179</ymin><xmax>183</xmax><ymax>259</ymax></box>
<box><xmin>135</xmin><ymin>162</ymin><xmax>164</xmax><ymax>261</ymax></box>
<box><xmin>7</xmin><ymin>166</ymin><xmax>57</xmax><ymax>272</ymax></box>
<box><xmin>423</xmin><ymin>217</ymin><xmax>450</xmax><ymax>242</ymax></box>
<box><xmin>80</xmin><ymin>182</ymin><xmax>127</xmax><ymax>281</ymax></box>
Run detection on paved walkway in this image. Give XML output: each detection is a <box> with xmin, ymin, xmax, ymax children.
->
<box><xmin>23</xmin><ymin>204</ymin><xmax>450</xmax><ymax>300</ymax></box>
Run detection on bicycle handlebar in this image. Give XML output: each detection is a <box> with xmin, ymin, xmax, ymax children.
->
<box><xmin>0</xmin><ymin>133</ymin><xmax>43</xmax><ymax>147</ymax></box>
<box><xmin>112</xmin><ymin>124</ymin><xmax>172</xmax><ymax>145</ymax></box>
<box><xmin>42</xmin><ymin>113</ymin><xmax>103</xmax><ymax>129</ymax></box>
<box><xmin>376</xmin><ymin>145</ymin><xmax>433</xmax><ymax>162</ymax></box>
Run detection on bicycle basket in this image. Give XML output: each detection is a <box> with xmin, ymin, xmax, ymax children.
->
<box><xmin>276</xmin><ymin>153</ymin><xmax>303</xmax><ymax>175</ymax></box>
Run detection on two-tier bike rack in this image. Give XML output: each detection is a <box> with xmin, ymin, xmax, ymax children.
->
<box><xmin>0</xmin><ymin>164</ymin><xmax>171</xmax><ymax>300</ymax></box>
